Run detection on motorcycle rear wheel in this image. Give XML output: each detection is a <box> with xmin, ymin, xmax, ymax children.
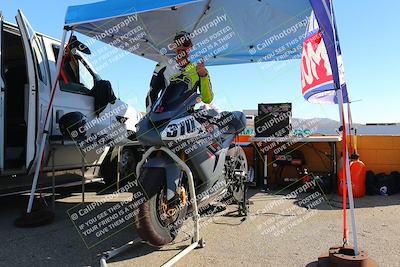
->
<box><xmin>226</xmin><ymin>146</ymin><xmax>249</xmax><ymax>215</ymax></box>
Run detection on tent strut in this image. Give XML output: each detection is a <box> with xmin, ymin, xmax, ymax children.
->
<box><xmin>26</xmin><ymin>29</ymin><xmax>70</xmax><ymax>213</ymax></box>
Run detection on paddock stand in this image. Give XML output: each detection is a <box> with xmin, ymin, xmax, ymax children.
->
<box><xmin>100</xmin><ymin>146</ymin><xmax>205</xmax><ymax>267</ymax></box>
<box><xmin>237</xmin><ymin>166</ymin><xmax>250</xmax><ymax>217</ymax></box>
<box><xmin>100</xmin><ymin>238</ymin><xmax>142</xmax><ymax>267</ymax></box>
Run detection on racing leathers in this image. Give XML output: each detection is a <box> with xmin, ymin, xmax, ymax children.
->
<box><xmin>145</xmin><ymin>60</ymin><xmax>213</xmax><ymax>112</ymax></box>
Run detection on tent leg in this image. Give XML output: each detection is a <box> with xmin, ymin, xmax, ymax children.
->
<box><xmin>117</xmin><ymin>146</ymin><xmax>121</xmax><ymax>190</ymax></box>
<box><xmin>81</xmin><ymin>151</ymin><xmax>85</xmax><ymax>203</ymax></box>
<box><xmin>337</xmin><ymin>88</ymin><xmax>359</xmax><ymax>255</ymax></box>
<box><xmin>26</xmin><ymin>29</ymin><xmax>69</xmax><ymax>214</ymax></box>
<box><xmin>52</xmin><ymin>147</ymin><xmax>56</xmax><ymax>211</ymax></box>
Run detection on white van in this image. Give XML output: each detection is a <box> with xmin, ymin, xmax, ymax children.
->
<box><xmin>0</xmin><ymin>11</ymin><xmax>143</xmax><ymax>196</ymax></box>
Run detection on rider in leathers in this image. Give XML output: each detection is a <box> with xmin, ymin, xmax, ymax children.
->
<box><xmin>146</xmin><ymin>31</ymin><xmax>213</xmax><ymax>113</ymax></box>
<box><xmin>145</xmin><ymin>31</ymin><xmax>246</xmax><ymax>135</ymax></box>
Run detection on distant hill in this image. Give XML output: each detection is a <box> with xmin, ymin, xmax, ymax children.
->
<box><xmin>292</xmin><ymin>118</ymin><xmax>398</xmax><ymax>136</ymax></box>
<box><xmin>244</xmin><ymin>110</ymin><xmax>400</xmax><ymax>136</ymax></box>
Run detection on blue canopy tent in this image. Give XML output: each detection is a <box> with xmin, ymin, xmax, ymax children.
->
<box><xmin>27</xmin><ymin>0</ymin><xmax>363</xmax><ymax>265</ymax></box>
<box><xmin>65</xmin><ymin>0</ymin><xmax>313</xmax><ymax>65</ymax></box>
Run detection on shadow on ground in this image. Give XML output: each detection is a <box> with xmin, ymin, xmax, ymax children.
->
<box><xmin>0</xmin><ymin>184</ymin><xmax>159</xmax><ymax>266</ymax></box>
<box><xmin>0</xmin><ymin>186</ymin><xmax>399</xmax><ymax>266</ymax></box>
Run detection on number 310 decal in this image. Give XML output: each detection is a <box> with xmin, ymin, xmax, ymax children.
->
<box><xmin>161</xmin><ymin>116</ymin><xmax>203</xmax><ymax>140</ymax></box>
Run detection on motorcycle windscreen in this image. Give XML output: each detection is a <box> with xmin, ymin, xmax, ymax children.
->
<box><xmin>153</xmin><ymin>81</ymin><xmax>195</xmax><ymax>113</ymax></box>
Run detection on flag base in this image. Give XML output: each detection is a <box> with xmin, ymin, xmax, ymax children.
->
<box><xmin>318</xmin><ymin>245</ymin><xmax>378</xmax><ymax>267</ymax></box>
<box><xmin>14</xmin><ymin>209</ymin><xmax>55</xmax><ymax>228</ymax></box>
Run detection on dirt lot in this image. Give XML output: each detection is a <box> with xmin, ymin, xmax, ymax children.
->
<box><xmin>0</xmin><ymin>185</ymin><xmax>399</xmax><ymax>267</ymax></box>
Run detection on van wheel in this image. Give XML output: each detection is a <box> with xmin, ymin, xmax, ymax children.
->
<box><xmin>119</xmin><ymin>149</ymin><xmax>137</xmax><ymax>179</ymax></box>
<box><xmin>100</xmin><ymin>148</ymin><xmax>138</xmax><ymax>185</ymax></box>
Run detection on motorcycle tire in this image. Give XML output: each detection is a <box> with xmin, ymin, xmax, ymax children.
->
<box><xmin>133</xmin><ymin>168</ymin><xmax>187</xmax><ymax>247</ymax></box>
<box><xmin>226</xmin><ymin>146</ymin><xmax>248</xmax><ymax>204</ymax></box>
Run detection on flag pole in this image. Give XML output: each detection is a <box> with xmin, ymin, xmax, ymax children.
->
<box><xmin>329</xmin><ymin>0</ymin><xmax>359</xmax><ymax>255</ymax></box>
<box><xmin>337</xmin><ymin>88</ymin><xmax>359</xmax><ymax>255</ymax></box>
<box><xmin>347</xmin><ymin>102</ymin><xmax>357</xmax><ymax>154</ymax></box>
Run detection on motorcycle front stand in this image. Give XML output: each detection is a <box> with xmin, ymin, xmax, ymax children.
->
<box><xmin>100</xmin><ymin>146</ymin><xmax>204</xmax><ymax>267</ymax></box>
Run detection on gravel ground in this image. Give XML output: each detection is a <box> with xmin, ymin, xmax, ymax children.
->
<box><xmin>0</xmin><ymin>186</ymin><xmax>399</xmax><ymax>267</ymax></box>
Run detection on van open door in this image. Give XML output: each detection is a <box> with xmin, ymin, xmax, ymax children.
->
<box><xmin>16</xmin><ymin>10</ymin><xmax>51</xmax><ymax>172</ymax></box>
<box><xmin>0</xmin><ymin>12</ymin><xmax>5</xmax><ymax>172</ymax></box>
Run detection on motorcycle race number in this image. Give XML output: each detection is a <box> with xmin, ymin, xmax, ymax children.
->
<box><xmin>161</xmin><ymin>115</ymin><xmax>204</xmax><ymax>141</ymax></box>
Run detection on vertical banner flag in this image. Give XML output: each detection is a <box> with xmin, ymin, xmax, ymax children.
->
<box><xmin>301</xmin><ymin>9</ymin><xmax>348</xmax><ymax>104</ymax></box>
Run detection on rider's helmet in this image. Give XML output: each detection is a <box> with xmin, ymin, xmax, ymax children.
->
<box><xmin>173</xmin><ymin>31</ymin><xmax>192</xmax><ymax>49</ymax></box>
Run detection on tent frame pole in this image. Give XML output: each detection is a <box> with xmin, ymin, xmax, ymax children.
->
<box><xmin>26</xmin><ymin>29</ymin><xmax>69</xmax><ymax>213</ymax></box>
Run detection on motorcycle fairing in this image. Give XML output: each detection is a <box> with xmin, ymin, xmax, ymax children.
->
<box><xmin>143</xmin><ymin>155</ymin><xmax>182</xmax><ymax>201</ymax></box>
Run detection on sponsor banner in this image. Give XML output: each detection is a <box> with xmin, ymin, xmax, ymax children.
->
<box><xmin>301</xmin><ymin>11</ymin><xmax>348</xmax><ymax>104</ymax></box>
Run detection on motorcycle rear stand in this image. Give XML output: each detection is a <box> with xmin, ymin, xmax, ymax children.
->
<box><xmin>100</xmin><ymin>146</ymin><xmax>205</xmax><ymax>267</ymax></box>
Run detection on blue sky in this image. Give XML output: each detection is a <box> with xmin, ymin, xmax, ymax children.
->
<box><xmin>2</xmin><ymin>1</ymin><xmax>399</xmax><ymax>124</ymax></box>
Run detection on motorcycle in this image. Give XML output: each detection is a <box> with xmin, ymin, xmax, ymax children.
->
<box><xmin>133</xmin><ymin>81</ymin><xmax>248</xmax><ymax>247</ymax></box>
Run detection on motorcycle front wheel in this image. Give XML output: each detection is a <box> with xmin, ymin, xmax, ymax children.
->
<box><xmin>133</xmin><ymin>168</ymin><xmax>187</xmax><ymax>247</ymax></box>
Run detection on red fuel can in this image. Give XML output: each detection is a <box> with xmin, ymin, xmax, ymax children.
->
<box><xmin>338</xmin><ymin>156</ymin><xmax>366</xmax><ymax>198</ymax></box>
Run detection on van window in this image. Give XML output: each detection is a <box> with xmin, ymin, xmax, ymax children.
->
<box><xmin>33</xmin><ymin>38</ymin><xmax>47</xmax><ymax>85</ymax></box>
<box><xmin>78</xmin><ymin>59</ymin><xmax>95</xmax><ymax>89</ymax></box>
<box><xmin>53</xmin><ymin>46</ymin><xmax>95</xmax><ymax>95</ymax></box>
